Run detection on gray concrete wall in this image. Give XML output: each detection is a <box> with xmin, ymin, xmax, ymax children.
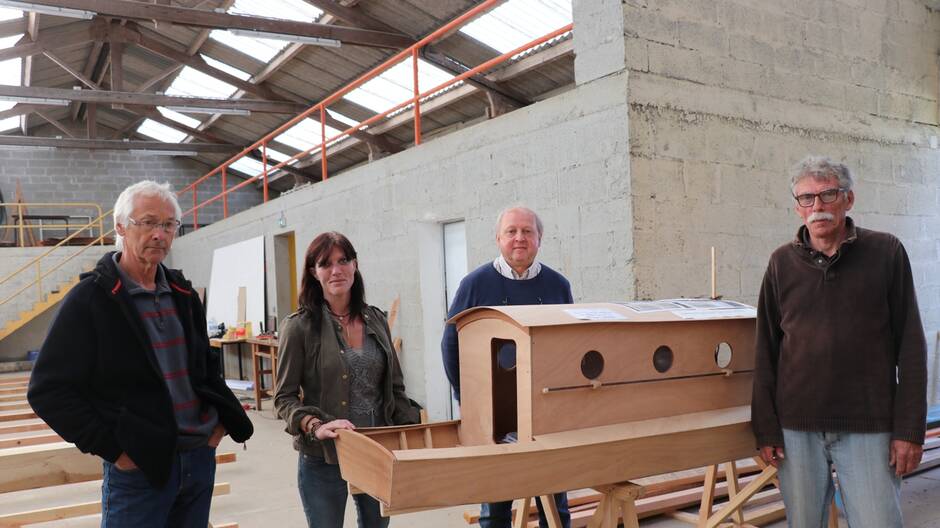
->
<box><xmin>621</xmin><ymin>0</ymin><xmax>940</xmax><ymax>402</ymax></box>
<box><xmin>167</xmin><ymin>71</ymin><xmax>633</xmax><ymax>420</ymax></box>
<box><xmin>0</xmin><ymin>149</ymin><xmax>262</xmax><ymax>236</ymax></box>
<box><xmin>0</xmin><ymin>245</ymin><xmax>112</xmax><ymax>361</ymax></box>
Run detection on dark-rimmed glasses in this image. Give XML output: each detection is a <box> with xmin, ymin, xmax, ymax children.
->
<box><xmin>794</xmin><ymin>188</ymin><xmax>845</xmax><ymax>207</ymax></box>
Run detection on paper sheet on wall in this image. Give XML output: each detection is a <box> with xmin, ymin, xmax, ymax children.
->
<box><xmin>206</xmin><ymin>236</ymin><xmax>265</xmax><ymax>335</ymax></box>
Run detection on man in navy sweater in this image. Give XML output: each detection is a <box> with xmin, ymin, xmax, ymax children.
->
<box><xmin>442</xmin><ymin>206</ymin><xmax>572</xmax><ymax>528</ymax></box>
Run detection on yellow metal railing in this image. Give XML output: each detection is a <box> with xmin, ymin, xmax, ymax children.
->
<box><xmin>0</xmin><ymin>202</ymin><xmax>106</xmax><ymax>247</ymax></box>
<box><xmin>0</xmin><ymin>208</ymin><xmax>114</xmax><ymax>307</ymax></box>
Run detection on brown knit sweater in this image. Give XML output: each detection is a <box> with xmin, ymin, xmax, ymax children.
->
<box><xmin>751</xmin><ymin>218</ymin><xmax>927</xmax><ymax>447</ymax></box>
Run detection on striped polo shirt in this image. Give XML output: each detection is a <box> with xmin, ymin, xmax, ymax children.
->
<box><xmin>113</xmin><ymin>253</ymin><xmax>218</xmax><ymax>450</ymax></box>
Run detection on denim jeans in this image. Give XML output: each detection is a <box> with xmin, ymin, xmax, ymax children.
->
<box><xmin>101</xmin><ymin>446</ymin><xmax>216</xmax><ymax>528</ymax></box>
<box><xmin>479</xmin><ymin>493</ymin><xmax>571</xmax><ymax>528</ymax></box>
<box><xmin>298</xmin><ymin>453</ymin><xmax>388</xmax><ymax>528</ymax></box>
<box><xmin>778</xmin><ymin>429</ymin><xmax>902</xmax><ymax>528</ymax></box>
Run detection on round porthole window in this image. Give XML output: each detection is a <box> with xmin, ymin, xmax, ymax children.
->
<box><xmin>653</xmin><ymin>345</ymin><xmax>673</xmax><ymax>373</ymax></box>
<box><xmin>715</xmin><ymin>342</ymin><xmax>733</xmax><ymax>369</ymax></box>
<box><xmin>581</xmin><ymin>350</ymin><xmax>604</xmax><ymax>380</ymax></box>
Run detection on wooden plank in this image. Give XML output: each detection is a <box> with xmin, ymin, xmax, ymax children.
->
<box><xmin>0</xmin><ymin>432</ymin><xmax>62</xmax><ymax>449</ymax></box>
<box><xmin>0</xmin><ymin>85</ymin><xmax>306</xmax><ymax>114</ymax></box>
<box><xmin>0</xmin><ymin>482</ymin><xmax>231</xmax><ymax>525</ymax></box>
<box><xmin>0</xmin><ymin>421</ymin><xmax>50</xmax><ymax>435</ymax></box>
<box><xmin>0</xmin><ymin>443</ymin><xmax>238</xmax><ymax>494</ymax></box>
<box><xmin>0</xmin><ymin>393</ymin><xmax>29</xmax><ymax>403</ymax></box>
<box><xmin>28</xmin><ymin>0</ymin><xmax>414</xmax><ymax>48</ymax></box>
<box><xmin>0</xmin><ymin>401</ymin><xmax>30</xmax><ymax>411</ymax></box>
<box><xmin>0</xmin><ymin>410</ymin><xmax>36</xmax><ymax>422</ymax></box>
<box><xmin>41</xmin><ymin>50</ymin><xmax>100</xmax><ymax>89</ymax></box>
<box><xmin>0</xmin><ymin>23</ymin><xmax>92</xmax><ymax>62</ymax></box>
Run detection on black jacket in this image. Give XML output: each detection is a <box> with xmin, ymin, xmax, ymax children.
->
<box><xmin>27</xmin><ymin>252</ymin><xmax>253</xmax><ymax>486</ymax></box>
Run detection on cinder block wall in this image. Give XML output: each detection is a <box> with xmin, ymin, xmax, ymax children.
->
<box><xmin>621</xmin><ymin>0</ymin><xmax>940</xmax><ymax>401</ymax></box>
<box><xmin>0</xmin><ymin>149</ymin><xmax>262</xmax><ymax>233</ymax></box>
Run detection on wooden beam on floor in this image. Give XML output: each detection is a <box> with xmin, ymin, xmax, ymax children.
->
<box><xmin>0</xmin><ymin>432</ymin><xmax>61</xmax><ymax>449</ymax></box>
<box><xmin>0</xmin><ymin>422</ymin><xmax>50</xmax><ymax>435</ymax></box>
<box><xmin>0</xmin><ymin>482</ymin><xmax>231</xmax><ymax>525</ymax></box>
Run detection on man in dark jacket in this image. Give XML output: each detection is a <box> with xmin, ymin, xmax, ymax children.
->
<box><xmin>442</xmin><ymin>206</ymin><xmax>572</xmax><ymax>528</ymax></box>
<box><xmin>28</xmin><ymin>181</ymin><xmax>253</xmax><ymax>528</ymax></box>
<box><xmin>751</xmin><ymin>157</ymin><xmax>926</xmax><ymax>528</ymax></box>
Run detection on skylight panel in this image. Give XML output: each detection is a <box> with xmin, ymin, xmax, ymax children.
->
<box><xmin>166</xmin><ymin>66</ymin><xmax>238</xmax><ymax>99</ymax></box>
<box><xmin>274</xmin><ymin>117</ymin><xmax>344</xmax><ymax>153</ymax></box>
<box><xmin>203</xmin><ymin>55</ymin><xmax>251</xmax><ymax>81</ymax></box>
<box><xmin>0</xmin><ymin>8</ymin><xmax>21</xmax><ymax>21</ymax></box>
<box><xmin>228</xmin><ymin>156</ymin><xmax>281</xmax><ymax>178</ymax></box>
<box><xmin>157</xmin><ymin>107</ymin><xmax>201</xmax><ymax>129</ymax></box>
<box><xmin>342</xmin><ymin>58</ymin><xmax>455</xmax><ymax>113</ymax></box>
<box><xmin>0</xmin><ymin>34</ymin><xmax>20</xmax><ymax>49</ymax></box>
<box><xmin>137</xmin><ymin>119</ymin><xmax>188</xmax><ymax>143</ymax></box>
<box><xmin>209</xmin><ymin>0</ymin><xmax>323</xmax><ymax>63</ymax></box>
<box><xmin>262</xmin><ymin>147</ymin><xmax>294</xmax><ymax>164</ymax></box>
<box><xmin>0</xmin><ymin>101</ymin><xmax>17</xmax><ymax>132</ymax></box>
<box><xmin>209</xmin><ymin>30</ymin><xmax>285</xmax><ymax>63</ymax></box>
<box><xmin>0</xmin><ymin>57</ymin><xmax>20</xmax><ymax>87</ymax></box>
<box><xmin>460</xmin><ymin>0</ymin><xmax>571</xmax><ymax>54</ymax></box>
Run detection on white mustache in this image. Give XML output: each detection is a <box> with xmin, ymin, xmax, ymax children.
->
<box><xmin>807</xmin><ymin>212</ymin><xmax>834</xmax><ymax>223</ymax></box>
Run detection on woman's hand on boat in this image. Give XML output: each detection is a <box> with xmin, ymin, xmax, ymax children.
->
<box><xmin>314</xmin><ymin>419</ymin><xmax>356</xmax><ymax>440</ymax></box>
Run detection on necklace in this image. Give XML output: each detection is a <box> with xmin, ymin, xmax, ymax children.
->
<box><xmin>328</xmin><ymin>309</ymin><xmax>351</xmax><ymax>323</ymax></box>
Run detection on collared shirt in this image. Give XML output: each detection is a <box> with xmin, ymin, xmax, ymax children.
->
<box><xmin>493</xmin><ymin>254</ymin><xmax>541</xmax><ymax>280</ymax></box>
<box><xmin>112</xmin><ymin>253</ymin><xmax>217</xmax><ymax>449</ymax></box>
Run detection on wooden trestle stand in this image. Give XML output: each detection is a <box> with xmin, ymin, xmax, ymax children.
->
<box><xmin>336</xmin><ymin>301</ymin><xmax>769</xmax><ymax>524</ymax></box>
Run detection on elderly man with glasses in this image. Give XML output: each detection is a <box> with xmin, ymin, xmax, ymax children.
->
<box><xmin>751</xmin><ymin>156</ymin><xmax>927</xmax><ymax>528</ymax></box>
<box><xmin>28</xmin><ymin>180</ymin><xmax>253</xmax><ymax>528</ymax></box>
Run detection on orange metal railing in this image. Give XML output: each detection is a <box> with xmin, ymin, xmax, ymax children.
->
<box><xmin>176</xmin><ymin>0</ymin><xmax>573</xmax><ymax>229</ymax></box>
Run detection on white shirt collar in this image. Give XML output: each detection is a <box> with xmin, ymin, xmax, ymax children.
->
<box><xmin>493</xmin><ymin>255</ymin><xmax>541</xmax><ymax>280</ymax></box>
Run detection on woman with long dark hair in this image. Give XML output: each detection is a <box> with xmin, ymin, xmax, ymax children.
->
<box><xmin>275</xmin><ymin>232</ymin><xmax>418</xmax><ymax>528</ymax></box>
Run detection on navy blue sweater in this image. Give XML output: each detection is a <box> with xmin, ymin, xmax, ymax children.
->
<box><xmin>441</xmin><ymin>262</ymin><xmax>573</xmax><ymax>398</ymax></box>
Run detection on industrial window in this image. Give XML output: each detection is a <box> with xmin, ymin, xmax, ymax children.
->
<box><xmin>460</xmin><ymin>0</ymin><xmax>571</xmax><ymax>57</ymax></box>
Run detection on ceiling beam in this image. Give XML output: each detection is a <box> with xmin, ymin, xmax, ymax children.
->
<box><xmin>0</xmin><ymin>85</ymin><xmax>307</xmax><ymax>113</ymax></box>
<box><xmin>70</xmin><ymin>40</ymin><xmax>104</xmax><ymax>121</ymax></box>
<box><xmin>118</xmin><ymin>23</ymin><xmax>288</xmax><ymax>102</ymax></box>
<box><xmin>86</xmin><ymin>102</ymin><xmax>96</xmax><ymax>138</ymax></box>
<box><xmin>0</xmin><ymin>135</ymin><xmax>241</xmax><ymax>152</ymax></box>
<box><xmin>0</xmin><ymin>104</ymin><xmax>59</xmax><ymax>120</ymax></box>
<box><xmin>20</xmin><ymin>12</ymin><xmax>39</xmax><ymax>136</ymax></box>
<box><xmin>25</xmin><ymin>0</ymin><xmax>414</xmax><ymax>48</ymax></box>
<box><xmin>33</xmin><ymin>110</ymin><xmax>79</xmax><ymax>138</ymax></box>
<box><xmin>0</xmin><ymin>21</ymin><xmax>93</xmax><ymax>62</ymax></box>
<box><xmin>42</xmin><ymin>50</ymin><xmax>101</xmax><ymax>89</ymax></box>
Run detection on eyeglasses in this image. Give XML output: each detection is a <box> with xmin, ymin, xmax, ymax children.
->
<box><xmin>127</xmin><ymin>217</ymin><xmax>181</xmax><ymax>233</ymax></box>
<box><xmin>794</xmin><ymin>188</ymin><xmax>846</xmax><ymax>207</ymax></box>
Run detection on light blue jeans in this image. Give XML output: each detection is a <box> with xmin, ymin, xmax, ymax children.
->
<box><xmin>778</xmin><ymin>429</ymin><xmax>902</xmax><ymax>528</ymax></box>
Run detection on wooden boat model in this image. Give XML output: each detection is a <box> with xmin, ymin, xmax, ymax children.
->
<box><xmin>336</xmin><ymin>301</ymin><xmax>758</xmax><ymax>515</ymax></box>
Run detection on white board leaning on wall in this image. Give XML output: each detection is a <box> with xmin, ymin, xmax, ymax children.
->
<box><xmin>206</xmin><ymin>235</ymin><xmax>265</xmax><ymax>336</ymax></box>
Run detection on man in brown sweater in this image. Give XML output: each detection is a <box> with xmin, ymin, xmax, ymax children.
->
<box><xmin>751</xmin><ymin>156</ymin><xmax>927</xmax><ymax>528</ymax></box>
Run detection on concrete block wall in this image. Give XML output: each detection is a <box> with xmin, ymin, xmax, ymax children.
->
<box><xmin>167</xmin><ymin>71</ymin><xmax>633</xmax><ymax>420</ymax></box>
<box><xmin>0</xmin><ymin>245</ymin><xmax>112</xmax><ymax>360</ymax></box>
<box><xmin>620</xmin><ymin>0</ymin><xmax>940</xmax><ymax>401</ymax></box>
<box><xmin>0</xmin><ymin>149</ymin><xmax>263</xmax><ymax>235</ymax></box>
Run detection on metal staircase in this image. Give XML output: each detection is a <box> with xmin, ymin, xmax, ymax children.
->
<box><xmin>0</xmin><ymin>211</ymin><xmax>114</xmax><ymax>342</ymax></box>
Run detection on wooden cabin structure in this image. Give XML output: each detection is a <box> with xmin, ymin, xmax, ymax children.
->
<box><xmin>336</xmin><ymin>301</ymin><xmax>760</xmax><ymax>518</ymax></box>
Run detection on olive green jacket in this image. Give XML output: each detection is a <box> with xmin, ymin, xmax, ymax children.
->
<box><xmin>274</xmin><ymin>304</ymin><xmax>419</xmax><ymax>463</ymax></box>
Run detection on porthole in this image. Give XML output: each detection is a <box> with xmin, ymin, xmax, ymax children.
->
<box><xmin>653</xmin><ymin>345</ymin><xmax>673</xmax><ymax>373</ymax></box>
<box><xmin>715</xmin><ymin>342</ymin><xmax>733</xmax><ymax>369</ymax></box>
<box><xmin>581</xmin><ymin>350</ymin><xmax>605</xmax><ymax>380</ymax></box>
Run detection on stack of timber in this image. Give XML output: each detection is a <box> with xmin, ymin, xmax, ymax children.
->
<box><xmin>0</xmin><ymin>374</ymin><xmax>240</xmax><ymax>527</ymax></box>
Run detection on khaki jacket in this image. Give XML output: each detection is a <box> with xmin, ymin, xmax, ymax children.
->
<box><xmin>274</xmin><ymin>304</ymin><xmax>419</xmax><ymax>462</ymax></box>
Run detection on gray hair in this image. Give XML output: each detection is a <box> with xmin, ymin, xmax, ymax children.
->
<box><xmin>113</xmin><ymin>180</ymin><xmax>182</xmax><ymax>250</ymax></box>
<box><xmin>495</xmin><ymin>205</ymin><xmax>543</xmax><ymax>240</ymax></box>
<box><xmin>789</xmin><ymin>155</ymin><xmax>854</xmax><ymax>194</ymax></box>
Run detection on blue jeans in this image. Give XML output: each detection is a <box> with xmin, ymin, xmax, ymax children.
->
<box><xmin>298</xmin><ymin>453</ymin><xmax>388</xmax><ymax>528</ymax></box>
<box><xmin>101</xmin><ymin>446</ymin><xmax>217</xmax><ymax>528</ymax></box>
<box><xmin>479</xmin><ymin>493</ymin><xmax>571</xmax><ymax>528</ymax></box>
<box><xmin>778</xmin><ymin>429</ymin><xmax>902</xmax><ymax>528</ymax></box>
